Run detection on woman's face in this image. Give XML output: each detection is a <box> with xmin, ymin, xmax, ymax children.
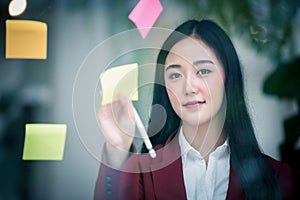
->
<box><xmin>164</xmin><ymin>37</ymin><xmax>225</xmax><ymax>127</ymax></box>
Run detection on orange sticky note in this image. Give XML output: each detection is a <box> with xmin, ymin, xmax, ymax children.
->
<box><xmin>6</xmin><ymin>19</ymin><xmax>47</xmax><ymax>59</ymax></box>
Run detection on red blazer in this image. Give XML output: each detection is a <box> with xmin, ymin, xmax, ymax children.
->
<box><xmin>94</xmin><ymin>133</ymin><xmax>294</xmax><ymax>200</ymax></box>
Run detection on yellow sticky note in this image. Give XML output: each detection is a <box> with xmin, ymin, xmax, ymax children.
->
<box><xmin>100</xmin><ymin>63</ymin><xmax>139</xmax><ymax>105</ymax></box>
<box><xmin>22</xmin><ymin>124</ymin><xmax>67</xmax><ymax>160</ymax></box>
<box><xmin>6</xmin><ymin>19</ymin><xmax>47</xmax><ymax>59</ymax></box>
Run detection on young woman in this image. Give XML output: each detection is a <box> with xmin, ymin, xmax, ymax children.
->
<box><xmin>95</xmin><ymin>19</ymin><xmax>294</xmax><ymax>200</ymax></box>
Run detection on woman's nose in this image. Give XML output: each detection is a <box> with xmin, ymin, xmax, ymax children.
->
<box><xmin>184</xmin><ymin>74</ymin><xmax>202</xmax><ymax>95</ymax></box>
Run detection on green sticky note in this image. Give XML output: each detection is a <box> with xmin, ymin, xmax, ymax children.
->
<box><xmin>22</xmin><ymin>124</ymin><xmax>67</xmax><ymax>160</ymax></box>
<box><xmin>100</xmin><ymin>63</ymin><xmax>139</xmax><ymax>105</ymax></box>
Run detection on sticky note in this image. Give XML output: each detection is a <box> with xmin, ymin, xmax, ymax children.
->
<box><xmin>6</xmin><ymin>19</ymin><xmax>47</xmax><ymax>59</ymax></box>
<box><xmin>100</xmin><ymin>63</ymin><xmax>139</xmax><ymax>105</ymax></box>
<box><xmin>22</xmin><ymin>124</ymin><xmax>67</xmax><ymax>160</ymax></box>
<box><xmin>128</xmin><ymin>0</ymin><xmax>163</xmax><ymax>38</ymax></box>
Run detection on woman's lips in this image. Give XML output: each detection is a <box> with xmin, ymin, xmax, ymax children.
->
<box><xmin>183</xmin><ymin>100</ymin><xmax>206</xmax><ymax>109</ymax></box>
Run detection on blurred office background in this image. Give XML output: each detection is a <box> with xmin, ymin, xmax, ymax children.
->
<box><xmin>0</xmin><ymin>0</ymin><xmax>299</xmax><ymax>199</ymax></box>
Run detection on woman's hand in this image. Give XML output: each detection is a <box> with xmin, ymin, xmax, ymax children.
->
<box><xmin>98</xmin><ymin>92</ymin><xmax>136</xmax><ymax>167</ymax></box>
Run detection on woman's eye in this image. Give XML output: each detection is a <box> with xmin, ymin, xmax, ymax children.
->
<box><xmin>197</xmin><ymin>69</ymin><xmax>211</xmax><ymax>75</ymax></box>
<box><xmin>169</xmin><ymin>73</ymin><xmax>182</xmax><ymax>79</ymax></box>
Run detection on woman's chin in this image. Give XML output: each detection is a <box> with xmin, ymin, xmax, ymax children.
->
<box><xmin>181</xmin><ymin>116</ymin><xmax>210</xmax><ymax>128</ymax></box>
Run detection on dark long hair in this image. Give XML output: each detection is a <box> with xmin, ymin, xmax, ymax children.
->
<box><xmin>146</xmin><ymin>19</ymin><xmax>280</xmax><ymax>199</ymax></box>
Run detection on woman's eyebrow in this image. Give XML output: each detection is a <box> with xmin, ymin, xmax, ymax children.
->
<box><xmin>193</xmin><ymin>60</ymin><xmax>214</xmax><ymax>66</ymax></box>
<box><xmin>165</xmin><ymin>64</ymin><xmax>181</xmax><ymax>71</ymax></box>
<box><xmin>165</xmin><ymin>60</ymin><xmax>214</xmax><ymax>71</ymax></box>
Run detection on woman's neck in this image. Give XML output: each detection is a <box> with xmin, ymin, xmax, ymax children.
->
<box><xmin>182</xmin><ymin>116</ymin><xmax>226</xmax><ymax>160</ymax></box>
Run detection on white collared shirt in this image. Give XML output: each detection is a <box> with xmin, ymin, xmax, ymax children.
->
<box><xmin>178</xmin><ymin>127</ymin><xmax>230</xmax><ymax>200</ymax></box>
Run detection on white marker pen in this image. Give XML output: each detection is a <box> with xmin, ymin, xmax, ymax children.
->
<box><xmin>132</xmin><ymin>107</ymin><xmax>156</xmax><ymax>158</ymax></box>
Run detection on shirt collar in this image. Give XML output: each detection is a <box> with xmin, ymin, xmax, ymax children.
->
<box><xmin>178</xmin><ymin>126</ymin><xmax>229</xmax><ymax>164</ymax></box>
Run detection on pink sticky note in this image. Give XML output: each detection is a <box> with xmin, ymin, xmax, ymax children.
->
<box><xmin>128</xmin><ymin>0</ymin><xmax>163</xmax><ymax>38</ymax></box>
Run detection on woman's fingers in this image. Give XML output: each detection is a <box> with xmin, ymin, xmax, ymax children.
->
<box><xmin>97</xmin><ymin>92</ymin><xmax>135</xmax><ymax>151</ymax></box>
<box><xmin>119</xmin><ymin>93</ymin><xmax>135</xmax><ymax>124</ymax></box>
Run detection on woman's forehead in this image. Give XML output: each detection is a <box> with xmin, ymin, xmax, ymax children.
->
<box><xmin>165</xmin><ymin>37</ymin><xmax>219</xmax><ymax>65</ymax></box>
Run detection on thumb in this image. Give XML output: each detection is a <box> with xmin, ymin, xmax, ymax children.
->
<box><xmin>119</xmin><ymin>93</ymin><xmax>135</xmax><ymax>122</ymax></box>
<box><xmin>99</xmin><ymin>91</ymin><xmax>103</xmax><ymax>104</ymax></box>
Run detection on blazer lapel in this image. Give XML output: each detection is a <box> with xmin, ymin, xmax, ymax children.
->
<box><xmin>226</xmin><ymin>163</ymin><xmax>246</xmax><ymax>199</ymax></box>
<box><xmin>149</xmin><ymin>133</ymin><xmax>187</xmax><ymax>200</ymax></box>
<box><xmin>146</xmin><ymin>131</ymin><xmax>246</xmax><ymax>200</ymax></box>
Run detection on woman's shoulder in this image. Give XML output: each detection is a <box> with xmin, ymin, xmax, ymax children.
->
<box><xmin>263</xmin><ymin>154</ymin><xmax>291</xmax><ymax>174</ymax></box>
<box><xmin>263</xmin><ymin>154</ymin><xmax>294</xmax><ymax>199</ymax></box>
